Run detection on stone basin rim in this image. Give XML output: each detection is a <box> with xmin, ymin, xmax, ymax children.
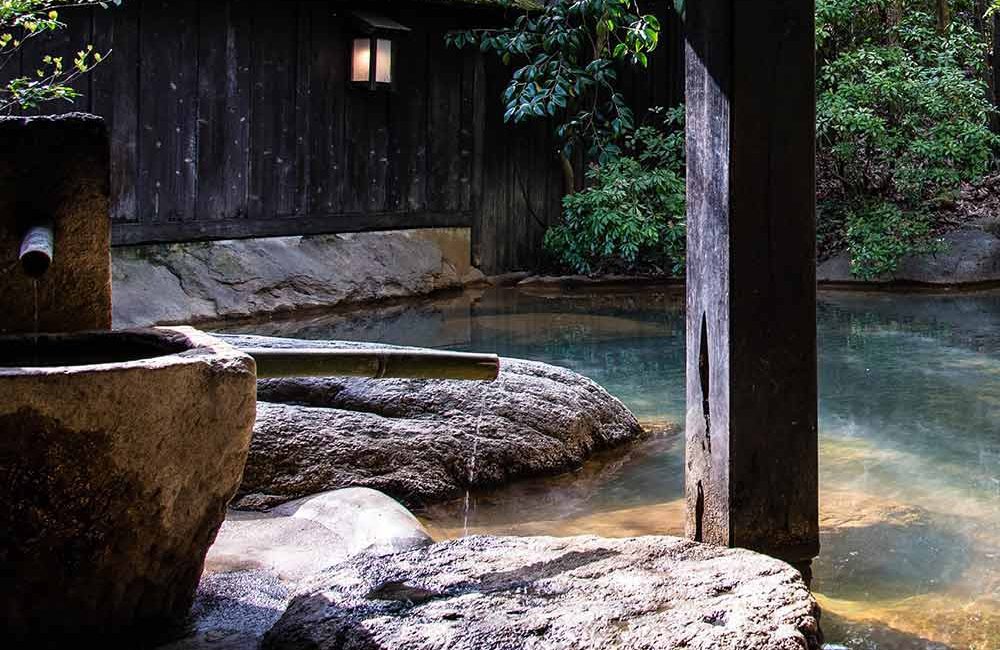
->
<box><xmin>0</xmin><ymin>326</ymin><xmax>250</xmax><ymax>375</ymax></box>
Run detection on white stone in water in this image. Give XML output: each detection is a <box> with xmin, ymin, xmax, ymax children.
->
<box><xmin>161</xmin><ymin>488</ymin><xmax>433</xmax><ymax>650</ymax></box>
<box><xmin>209</xmin><ymin>488</ymin><xmax>434</xmax><ymax>582</ymax></box>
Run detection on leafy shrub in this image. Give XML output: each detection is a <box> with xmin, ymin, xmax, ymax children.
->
<box><xmin>544</xmin><ymin>107</ymin><xmax>686</xmax><ymax>275</ymax></box>
<box><xmin>446</xmin><ymin>0</ymin><xmax>661</xmax><ymax>164</ymax></box>
<box><xmin>843</xmin><ymin>202</ymin><xmax>940</xmax><ymax>280</ymax></box>
<box><xmin>816</xmin><ymin>0</ymin><xmax>998</xmax><ymax>277</ymax></box>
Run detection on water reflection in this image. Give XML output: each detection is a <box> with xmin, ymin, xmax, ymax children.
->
<box><xmin>218</xmin><ymin>286</ymin><xmax>1000</xmax><ymax>649</ymax></box>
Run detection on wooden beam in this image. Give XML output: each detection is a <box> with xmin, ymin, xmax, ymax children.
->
<box><xmin>684</xmin><ymin>0</ymin><xmax>819</xmax><ymax>570</ymax></box>
<box><xmin>111</xmin><ymin>211</ymin><xmax>473</xmax><ymax>246</ymax></box>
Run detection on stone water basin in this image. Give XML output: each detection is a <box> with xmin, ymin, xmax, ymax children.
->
<box><xmin>0</xmin><ymin>327</ymin><xmax>257</xmax><ymax>645</ymax></box>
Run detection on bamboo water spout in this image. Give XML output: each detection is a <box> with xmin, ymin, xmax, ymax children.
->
<box><xmin>247</xmin><ymin>348</ymin><xmax>500</xmax><ymax>381</ymax></box>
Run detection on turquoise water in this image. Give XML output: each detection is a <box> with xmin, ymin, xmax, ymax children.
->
<box><xmin>219</xmin><ymin>286</ymin><xmax>1000</xmax><ymax>649</ymax></box>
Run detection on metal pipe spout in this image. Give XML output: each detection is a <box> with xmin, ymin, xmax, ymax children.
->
<box><xmin>19</xmin><ymin>221</ymin><xmax>54</xmax><ymax>279</ymax></box>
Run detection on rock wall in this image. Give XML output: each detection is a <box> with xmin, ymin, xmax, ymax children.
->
<box><xmin>112</xmin><ymin>228</ymin><xmax>483</xmax><ymax>328</ymax></box>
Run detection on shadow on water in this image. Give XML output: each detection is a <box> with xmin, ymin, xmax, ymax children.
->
<box><xmin>821</xmin><ymin>610</ymin><xmax>958</xmax><ymax>650</ymax></box>
<box><xmin>814</xmin><ymin>521</ymin><xmax>971</xmax><ymax>601</ymax></box>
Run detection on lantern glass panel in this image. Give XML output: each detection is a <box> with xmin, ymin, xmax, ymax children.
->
<box><xmin>375</xmin><ymin>38</ymin><xmax>392</xmax><ymax>84</ymax></box>
<box><xmin>351</xmin><ymin>38</ymin><xmax>371</xmax><ymax>83</ymax></box>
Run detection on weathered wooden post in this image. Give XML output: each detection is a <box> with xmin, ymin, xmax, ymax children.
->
<box><xmin>684</xmin><ymin>0</ymin><xmax>819</xmax><ymax>575</ymax></box>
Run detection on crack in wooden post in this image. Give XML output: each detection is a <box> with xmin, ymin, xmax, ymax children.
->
<box><xmin>694</xmin><ymin>480</ymin><xmax>705</xmax><ymax>543</ymax></box>
<box><xmin>698</xmin><ymin>312</ymin><xmax>711</xmax><ymax>454</ymax></box>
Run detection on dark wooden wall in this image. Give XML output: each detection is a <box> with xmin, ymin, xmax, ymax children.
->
<box><xmin>6</xmin><ymin>0</ymin><xmax>683</xmax><ymax>274</ymax></box>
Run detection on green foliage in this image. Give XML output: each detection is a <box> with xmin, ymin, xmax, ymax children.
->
<box><xmin>816</xmin><ymin>0</ymin><xmax>998</xmax><ymax>278</ymax></box>
<box><xmin>446</xmin><ymin>0</ymin><xmax>660</xmax><ymax>161</ymax></box>
<box><xmin>0</xmin><ymin>1</ymin><xmax>120</xmax><ymax>113</ymax></box>
<box><xmin>544</xmin><ymin>107</ymin><xmax>686</xmax><ymax>275</ymax></box>
<box><xmin>843</xmin><ymin>202</ymin><xmax>940</xmax><ymax>280</ymax></box>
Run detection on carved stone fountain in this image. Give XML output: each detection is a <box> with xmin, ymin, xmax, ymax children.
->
<box><xmin>0</xmin><ymin>115</ymin><xmax>258</xmax><ymax>645</ymax></box>
<box><xmin>0</xmin><ymin>113</ymin><xmax>497</xmax><ymax>646</ymax></box>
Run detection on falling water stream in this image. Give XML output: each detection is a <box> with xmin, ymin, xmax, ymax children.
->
<box><xmin>32</xmin><ymin>280</ymin><xmax>38</xmax><ymax>341</ymax></box>
<box><xmin>463</xmin><ymin>375</ymin><xmax>503</xmax><ymax>536</ymax></box>
<box><xmin>462</xmin><ymin>436</ymin><xmax>478</xmax><ymax>538</ymax></box>
<box><xmin>217</xmin><ymin>286</ymin><xmax>1000</xmax><ymax>650</ymax></box>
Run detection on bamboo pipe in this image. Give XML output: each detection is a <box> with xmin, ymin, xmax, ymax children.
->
<box><xmin>246</xmin><ymin>348</ymin><xmax>500</xmax><ymax>381</ymax></box>
<box><xmin>19</xmin><ymin>222</ymin><xmax>54</xmax><ymax>279</ymax></box>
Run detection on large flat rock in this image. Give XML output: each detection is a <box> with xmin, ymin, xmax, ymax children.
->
<box><xmin>222</xmin><ymin>336</ymin><xmax>645</xmax><ymax>509</ymax></box>
<box><xmin>262</xmin><ymin>535</ymin><xmax>823</xmax><ymax>650</ymax></box>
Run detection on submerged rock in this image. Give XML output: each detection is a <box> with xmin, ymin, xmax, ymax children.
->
<box><xmin>159</xmin><ymin>488</ymin><xmax>432</xmax><ymax>650</ymax></box>
<box><xmin>262</xmin><ymin>535</ymin><xmax>823</xmax><ymax>650</ymax></box>
<box><xmin>222</xmin><ymin>335</ymin><xmax>645</xmax><ymax>509</ymax></box>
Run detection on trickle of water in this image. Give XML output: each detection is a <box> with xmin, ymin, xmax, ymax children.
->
<box><xmin>32</xmin><ymin>279</ymin><xmax>39</xmax><ymax>349</ymax></box>
<box><xmin>463</xmin><ymin>376</ymin><xmax>500</xmax><ymax>537</ymax></box>
<box><xmin>462</xmin><ymin>436</ymin><xmax>479</xmax><ymax>537</ymax></box>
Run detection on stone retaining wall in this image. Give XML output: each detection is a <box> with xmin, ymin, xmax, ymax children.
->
<box><xmin>112</xmin><ymin>228</ymin><xmax>483</xmax><ymax>328</ymax></box>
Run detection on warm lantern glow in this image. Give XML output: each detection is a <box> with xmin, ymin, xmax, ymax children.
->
<box><xmin>352</xmin><ymin>37</ymin><xmax>393</xmax><ymax>87</ymax></box>
<box><xmin>352</xmin><ymin>38</ymin><xmax>371</xmax><ymax>83</ymax></box>
<box><xmin>375</xmin><ymin>38</ymin><xmax>392</xmax><ymax>84</ymax></box>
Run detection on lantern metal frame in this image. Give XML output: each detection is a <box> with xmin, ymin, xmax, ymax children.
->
<box><xmin>349</xmin><ymin>11</ymin><xmax>411</xmax><ymax>92</ymax></box>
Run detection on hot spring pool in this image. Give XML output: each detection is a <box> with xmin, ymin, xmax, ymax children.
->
<box><xmin>217</xmin><ymin>285</ymin><xmax>1000</xmax><ymax>649</ymax></box>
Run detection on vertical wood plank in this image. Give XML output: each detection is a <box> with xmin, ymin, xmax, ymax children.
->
<box><xmin>472</xmin><ymin>56</ymin><xmax>510</xmax><ymax>273</ymax></box>
<box><xmin>197</xmin><ymin>0</ymin><xmax>251</xmax><ymax>221</ymax></box>
<box><xmin>386</xmin><ymin>16</ymin><xmax>428</xmax><ymax>212</ymax></box>
<box><xmin>366</xmin><ymin>94</ymin><xmax>390</xmax><ymax>212</ymax></box>
<box><xmin>684</xmin><ymin>0</ymin><xmax>819</xmax><ymax>569</ymax></box>
<box><xmin>248</xmin><ymin>2</ymin><xmax>297</xmax><ymax>219</ymax></box>
<box><xmin>342</xmin><ymin>80</ymin><xmax>369</xmax><ymax>214</ymax></box>
<box><xmin>458</xmin><ymin>44</ymin><xmax>477</xmax><ymax>212</ymax></box>
<box><xmin>307</xmin><ymin>2</ymin><xmax>346</xmax><ymax>216</ymax></box>
<box><xmin>196</xmin><ymin>2</ymin><xmax>222</xmax><ymax>219</ymax></box>
<box><xmin>469</xmin><ymin>50</ymin><xmax>486</xmax><ymax>264</ymax></box>
<box><xmin>293</xmin><ymin>2</ymin><xmax>312</xmax><ymax>216</ymax></box>
<box><xmin>138</xmin><ymin>0</ymin><xmax>199</xmax><ymax>223</ymax></box>
<box><xmin>426</xmin><ymin>23</ymin><xmax>463</xmax><ymax>213</ymax></box>
<box><xmin>92</xmin><ymin>1</ymin><xmax>139</xmax><ymax>225</ymax></box>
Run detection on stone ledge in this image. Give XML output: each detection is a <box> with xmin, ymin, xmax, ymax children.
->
<box><xmin>112</xmin><ymin>228</ymin><xmax>476</xmax><ymax>328</ymax></box>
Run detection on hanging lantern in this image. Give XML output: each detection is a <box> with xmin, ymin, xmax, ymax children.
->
<box><xmin>350</xmin><ymin>11</ymin><xmax>410</xmax><ymax>91</ymax></box>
